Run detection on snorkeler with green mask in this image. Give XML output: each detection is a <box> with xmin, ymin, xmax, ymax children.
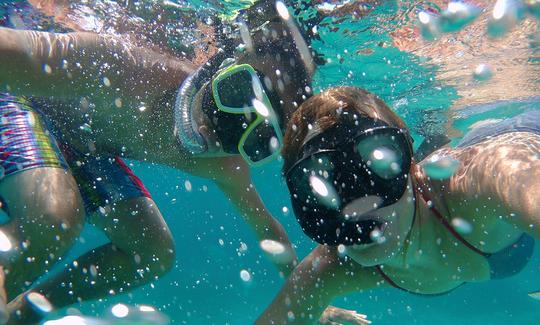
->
<box><xmin>0</xmin><ymin>1</ymin><xmax>372</xmax><ymax>324</ymax></box>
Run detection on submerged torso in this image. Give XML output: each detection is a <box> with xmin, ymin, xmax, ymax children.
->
<box><xmin>370</xmin><ymin>115</ymin><xmax>540</xmax><ymax>294</ymax></box>
<box><xmin>35</xmin><ymin>97</ymin><xmax>186</xmax><ymax>162</ymax></box>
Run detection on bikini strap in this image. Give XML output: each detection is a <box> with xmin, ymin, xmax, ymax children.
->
<box><xmin>415</xmin><ymin>171</ymin><xmax>490</xmax><ymax>257</ymax></box>
<box><xmin>375</xmin><ymin>265</ymin><xmax>403</xmax><ymax>289</ymax></box>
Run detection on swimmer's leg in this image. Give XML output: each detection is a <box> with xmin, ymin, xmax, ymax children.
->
<box><xmin>0</xmin><ymin>267</ymin><xmax>7</xmax><ymax>324</ymax></box>
<box><xmin>8</xmin><ymin>196</ymin><xmax>175</xmax><ymax>323</ymax></box>
<box><xmin>0</xmin><ymin>168</ymin><xmax>84</xmax><ymax>322</ymax></box>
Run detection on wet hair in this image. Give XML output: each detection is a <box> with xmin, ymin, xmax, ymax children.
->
<box><xmin>282</xmin><ymin>86</ymin><xmax>409</xmax><ymax>172</ymax></box>
<box><xmin>236</xmin><ymin>1</ymin><xmax>315</xmax><ymax>130</ymax></box>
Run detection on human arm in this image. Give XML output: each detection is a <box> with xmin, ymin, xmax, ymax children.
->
<box><xmin>212</xmin><ymin>157</ymin><xmax>298</xmax><ymax>277</ymax></box>
<box><xmin>255</xmin><ymin>244</ymin><xmax>383</xmax><ymax>325</ymax></box>
<box><xmin>0</xmin><ymin>27</ymin><xmax>194</xmax><ymax>109</ymax></box>
<box><xmin>446</xmin><ymin>132</ymin><xmax>540</xmax><ymax>238</ymax></box>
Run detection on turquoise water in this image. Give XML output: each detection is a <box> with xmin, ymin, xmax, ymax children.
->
<box><xmin>1</xmin><ymin>0</ymin><xmax>539</xmax><ymax>324</ymax></box>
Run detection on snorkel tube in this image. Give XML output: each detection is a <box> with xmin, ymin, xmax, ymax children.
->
<box><xmin>174</xmin><ymin>11</ymin><xmax>240</xmax><ymax>155</ymax></box>
<box><xmin>174</xmin><ymin>46</ymin><xmax>234</xmax><ymax>155</ymax></box>
<box><xmin>174</xmin><ymin>67</ymin><xmax>208</xmax><ymax>155</ymax></box>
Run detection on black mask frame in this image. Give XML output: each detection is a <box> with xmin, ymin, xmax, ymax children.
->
<box><xmin>285</xmin><ymin>114</ymin><xmax>414</xmax><ymax>245</ymax></box>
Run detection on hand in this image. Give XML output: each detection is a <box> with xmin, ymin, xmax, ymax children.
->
<box><xmin>319</xmin><ymin>305</ymin><xmax>371</xmax><ymax>325</ymax></box>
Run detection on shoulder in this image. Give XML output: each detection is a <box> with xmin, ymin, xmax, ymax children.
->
<box><xmin>424</xmin><ymin>131</ymin><xmax>540</xmax><ymax>179</ymax></box>
<box><xmin>424</xmin><ymin>131</ymin><xmax>540</xmax><ymax>214</ymax></box>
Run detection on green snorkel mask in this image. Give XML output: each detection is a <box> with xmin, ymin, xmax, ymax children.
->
<box><xmin>203</xmin><ymin>63</ymin><xmax>284</xmax><ymax>166</ymax></box>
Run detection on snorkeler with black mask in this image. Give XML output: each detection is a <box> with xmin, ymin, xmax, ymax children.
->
<box><xmin>256</xmin><ymin>86</ymin><xmax>540</xmax><ymax>324</ymax></box>
<box><xmin>285</xmin><ymin>112</ymin><xmax>414</xmax><ymax>246</ymax></box>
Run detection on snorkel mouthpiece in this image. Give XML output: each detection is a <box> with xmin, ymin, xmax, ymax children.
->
<box><xmin>295</xmin><ymin>207</ymin><xmax>384</xmax><ymax>245</ymax></box>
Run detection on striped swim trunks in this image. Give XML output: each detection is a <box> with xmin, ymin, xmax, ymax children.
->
<box><xmin>0</xmin><ymin>93</ymin><xmax>152</xmax><ymax>214</ymax></box>
<box><xmin>0</xmin><ymin>94</ymin><xmax>68</xmax><ymax>179</ymax></box>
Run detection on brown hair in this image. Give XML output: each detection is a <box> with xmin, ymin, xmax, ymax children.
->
<box><xmin>282</xmin><ymin>86</ymin><xmax>408</xmax><ymax>172</ymax></box>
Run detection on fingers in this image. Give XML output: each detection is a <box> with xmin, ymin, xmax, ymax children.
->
<box><xmin>328</xmin><ymin>308</ymin><xmax>371</xmax><ymax>325</ymax></box>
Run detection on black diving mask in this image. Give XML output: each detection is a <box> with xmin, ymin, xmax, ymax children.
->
<box><xmin>285</xmin><ymin>116</ymin><xmax>413</xmax><ymax>246</ymax></box>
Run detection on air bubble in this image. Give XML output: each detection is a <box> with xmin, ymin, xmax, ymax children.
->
<box><xmin>184</xmin><ymin>180</ymin><xmax>192</xmax><ymax>192</ymax></box>
<box><xmin>43</xmin><ymin>64</ymin><xmax>52</xmax><ymax>74</ymax></box>
<box><xmin>451</xmin><ymin>217</ymin><xmax>473</xmax><ymax>234</ymax></box>
<box><xmin>240</xmin><ymin>269</ymin><xmax>251</xmax><ymax>282</ymax></box>
<box><xmin>276</xmin><ymin>1</ymin><xmax>290</xmax><ymax>20</ymax></box>
<box><xmin>423</xmin><ymin>155</ymin><xmax>460</xmax><ymax>180</ymax></box>
<box><xmin>473</xmin><ymin>64</ymin><xmax>494</xmax><ymax>81</ymax></box>
<box><xmin>452</xmin><ymin>218</ymin><xmax>473</xmax><ymax>235</ymax></box>
<box><xmin>260</xmin><ymin>239</ymin><xmax>286</xmax><ymax>255</ymax></box>
<box><xmin>79</xmin><ymin>123</ymin><xmax>92</xmax><ymax>133</ymax></box>
<box><xmin>309</xmin><ymin>175</ymin><xmax>340</xmax><ymax>210</ymax></box>
<box><xmin>418</xmin><ymin>11</ymin><xmax>441</xmax><ymax>41</ymax></box>
<box><xmin>111</xmin><ymin>303</ymin><xmax>129</xmax><ymax>318</ymax></box>
<box><xmin>439</xmin><ymin>2</ymin><xmax>481</xmax><ymax>33</ymax></box>
<box><xmin>487</xmin><ymin>0</ymin><xmax>525</xmax><ymax>38</ymax></box>
<box><xmin>27</xmin><ymin>292</ymin><xmax>53</xmax><ymax>313</ymax></box>
<box><xmin>0</xmin><ymin>230</ymin><xmax>12</xmax><ymax>252</ymax></box>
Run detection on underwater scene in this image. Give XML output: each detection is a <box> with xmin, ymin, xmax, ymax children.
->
<box><xmin>0</xmin><ymin>0</ymin><xmax>539</xmax><ymax>324</ymax></box>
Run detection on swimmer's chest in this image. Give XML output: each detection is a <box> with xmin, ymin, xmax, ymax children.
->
<box><xmin>383</xmin><ymin>184</ymin><xmax>526</xmax><ymax>294</ymax></box>
<box><xmin>380</xmin><ymin>209</ymin><xmax>523</xmax><ymax>294</ymax></box>
<box><xmin>380</xmin><ymin>237</ymin><xmax>492</xmax><ymax>294</ymax></box>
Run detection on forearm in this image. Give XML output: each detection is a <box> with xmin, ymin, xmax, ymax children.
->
<box><xmin>256</xmin><ymin>246</ymin><xmax>338</xmax><ymax>325</ymax></box>
<box><xmin>217</xmin><ymin>179</ymin><xmax>298</xmax><ymax>276</ymax></box>
<box><xmin>0</xmin><ymin>28</ymin><xmax>101</xmax><ymax>98</ymax></box>
<box><xmin>0</xmin><ymin>27</ymin><xmax>194</xmax><ymax>106</ymax></box>
<box><xmin>255</xmin><ymin>245</ymin><xmax>380</xmax><ymax>324</ymax></box>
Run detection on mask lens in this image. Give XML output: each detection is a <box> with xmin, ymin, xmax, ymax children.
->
<box><xmin>355</xmin><ymin>131</ymin><xmax>408</xmax><ymax>180</ymax></box>
<box><xmin>287</xmin><ymin>152</ymin><xmax>341</xmax><ymax>210</ymax></box>
<box><xmin>215</xmin><ymin>70</ymin><xmax>255</xmax><ymax>108</ymax></box>
<box><xmin>241</xmin><ymin>119</ymin><xmax>282</xmax><ymax>163</ymax></box>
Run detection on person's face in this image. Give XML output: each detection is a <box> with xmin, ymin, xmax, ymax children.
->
<box><xmin>343</xmin><ymin>178</ymin><xmax>416</xmax><ymax>266</ymax></box>
<box><xmin>190</xmin><ymin>81</ymin><xmax>236</xmax><ymax>158</ymax></box>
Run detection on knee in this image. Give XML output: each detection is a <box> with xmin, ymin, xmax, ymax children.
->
<box><xmin>117</xmin><ymin>198</ymin><xmax>176</xmax><ymax>277</ymax></box>
<box><xmin>137</xmin><ymin>232</ymin><xmax>176</xmax><ymax>278</ymax></box>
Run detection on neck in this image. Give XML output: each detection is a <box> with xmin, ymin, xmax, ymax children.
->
<box><xmin>384</xmin><ymin>164</ymin><xmax>445</xmax><ymax>268</ymax></box>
